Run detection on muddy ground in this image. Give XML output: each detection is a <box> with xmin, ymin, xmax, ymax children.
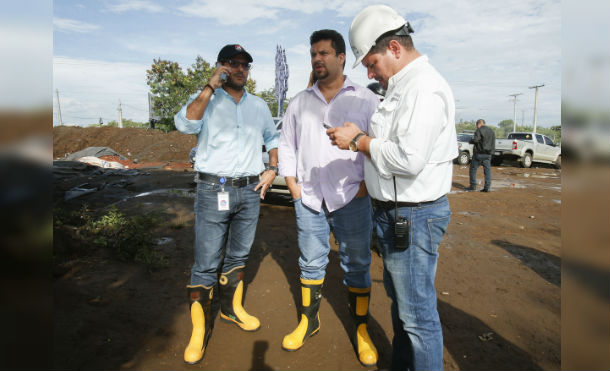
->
<box><xmin>53</xmin><ymin>127</ymin><xmax>560</xmax><ymax>370</ymax></box>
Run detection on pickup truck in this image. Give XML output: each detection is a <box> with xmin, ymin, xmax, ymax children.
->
<box><xmin>455</xmin><ymin>132</ymin><xmax>474</xmax><ymax>165</ymax></box>
<box><xmin>494</xmin><ymin>132</ymin><xmax>561</xmax><ymax>168</ymax></box>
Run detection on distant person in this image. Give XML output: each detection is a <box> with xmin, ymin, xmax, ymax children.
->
<box><xmin>278</xmin><ymin>29</ymin><xmax>380</xmax><ymax>367</ymax></box>
<box><xmin>328</xmin><ymin>5</ymin><xmax>457</xmax><ymax>370</ymax></box>
<box><xmin>174</xmin><ymin>44</ymin><xmax>279</xmax><ymax>365</ymax></box>
<box><xmin>467</xmin><ymin>119</ymin><xmax>495</xmax><ymax>192</ymax></box>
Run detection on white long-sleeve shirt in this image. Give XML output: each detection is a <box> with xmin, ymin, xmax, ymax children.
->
<box><xmin>365</xmin><ymin>55</ymin><xmax>457</xmax><ymax>203</ymax></box>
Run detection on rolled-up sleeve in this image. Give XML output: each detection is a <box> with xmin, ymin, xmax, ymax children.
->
<box><xmin>173</xmin><ymin>92</ymin><xmax>205</xmax><ymax>135</ymax></box>
<box><xmin>261</xmin><ymin>103</ymin><xmax>279</xmax><ymax>151</ymax></box>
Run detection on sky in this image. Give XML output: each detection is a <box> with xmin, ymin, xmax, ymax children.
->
<box><xmin>48</xmin><ymin>0</ymin><xmax>560</xmax><ymax>127</ymax></box>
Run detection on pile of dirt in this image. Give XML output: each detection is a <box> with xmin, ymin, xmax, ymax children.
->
<box><xmin>53</xmin><ymin>126</ymin><xmax>196</xmax><ymax>163</ymax></box>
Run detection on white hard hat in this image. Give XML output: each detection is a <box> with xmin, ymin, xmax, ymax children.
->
<box><xmin>349</xmin><ymin>5</ymin><xmax>413</xmax><ymax>68</ymax></box>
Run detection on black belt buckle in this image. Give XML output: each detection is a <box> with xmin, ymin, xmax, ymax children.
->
<box><xmin>231</xmin><ymin>177</ymin><xmax>245</xmax><ymax>187</ymax></box>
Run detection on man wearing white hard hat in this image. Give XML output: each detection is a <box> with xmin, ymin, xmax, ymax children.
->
<box><xmin>327</xmin><ymin>5</ymin><xmax>457</xmax><ymax>370</ymax></box>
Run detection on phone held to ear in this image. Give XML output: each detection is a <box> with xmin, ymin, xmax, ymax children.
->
<box><xmin>215</xmin><ymin>62</ymin><xmax>227</xmax><ymax>82</ymax></box>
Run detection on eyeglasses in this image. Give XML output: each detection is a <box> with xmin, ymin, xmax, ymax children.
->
<box><xmin>227</xmin><ymin>60</ymin><xmax>252</xmax><ymax>70</ymax></box>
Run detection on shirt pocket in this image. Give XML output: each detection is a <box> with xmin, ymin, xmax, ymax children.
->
<box><xmin>370</xmin><ymin>96</ymin><xmax>400</xmax><ymax>138</ymax></box>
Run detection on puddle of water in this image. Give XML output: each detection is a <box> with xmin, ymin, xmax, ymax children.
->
<box><xmin>489</xmin><ymin>180</ymin><xmax>528</xmax><ymax>189</ymax></box>
<box><xmin>108</xmin><ymin>188</ymin><xmax>196</xmax><ymax>207</ymax></box>
<box><xmin>134</xmin><ymin>188</ymin><xmax>195</xmax><ymax>199</ymax></box>
<box><xmin>156</xmin><ymin>237</ymin><xmax>174</xmax><ymax>245</ymax></box>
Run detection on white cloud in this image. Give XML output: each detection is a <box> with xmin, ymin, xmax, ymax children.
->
<box><xmin>118</xmin><ymin>35</ymin><xmax>198</xmax><ymax>58</ymax></box>
<box><xmin>287</xmin><ymin>44</ymin><xmax>310</xmax><ymax>56</ymax></box>
<box><xmin>177</xmin><ymin>0</ymin><xmax>334</xmax><ymax>25</ymax></box>
<box><xmin>106</xmin><ymin>0</ymin><xmax>163</xmax><ymax>13</ymax></box>
<box><xmin>53</xmin><ymin>57</ymin><xmax>150</xmax><ymax>125</ymax></box>
<box><xmin>53</xmin><ymin>17</ymin><xmax>100</xmax><ymax>33</ymax></box>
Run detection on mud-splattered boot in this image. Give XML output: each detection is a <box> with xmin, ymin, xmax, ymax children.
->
<box><xmin>219</xmin><ymin>266</ymin><xmax>260</xmax><ymax>331</ymax></box>
<box><xmin>282</xmin><ymin>278</ymin><xmax>324</xmax><ymax>351</ymax></box>
<box><xmin>348</xmin><ymin>286</ymin><xmax>378</xmax><ymax>367</ymax></box>
<box><xmin>184</xmin><ymin>285</ymin><xmax>214</xmax><ymax>364</ymax></box>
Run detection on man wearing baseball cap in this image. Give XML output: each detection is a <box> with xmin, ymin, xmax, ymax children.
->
<box><xmin>174</xmin><ymin>43</ymin><xmax>279</xmax><ymax>364</ymax></box>
<box><xmin>327</xmin><ymin>5</ymin><xmax>457</xmax><ymax>370</ymax></box>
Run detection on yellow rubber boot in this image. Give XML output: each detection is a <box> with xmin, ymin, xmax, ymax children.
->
<box><xmin>348</xmin><ymin>286</ymin><xmax>378</xmax><ymax>367</ymax></box>
<box><xmin>282</xmin><ymin>278</ymin><xmax>324</xmax><ymax>351</ymax></box>
<box><xmin>184</xmin><ymin>285</ymin><xmax>214</xmax><ymax>364</ymax></box>
<box><xmin>219</xmin><ymin>266</ymin><xmax>260</xmax><ymax>331</ymax></box>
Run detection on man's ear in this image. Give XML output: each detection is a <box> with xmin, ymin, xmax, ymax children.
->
<box><xmin>388</xmin><ymin>40</ymin><xmax>401</xmax><ymax>59</ymax></box>
<box><xmin>338</xmin><ymin>53</ymin><xmax>346</xmax><ymax>66</ymax></box>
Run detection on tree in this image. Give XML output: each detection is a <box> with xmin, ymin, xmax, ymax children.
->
<box><xmin>456</xmin><ymin>120</ymin><xmax>476</xmax><ymax>133</ymax></box>
<box><xmin>256</xmin><ymin>87</ymin><xmax>289</xmax><ymax>117</ymax></box>
<box><xmin>497</xmin><ymin>119</ymin><xmax>514</xmax><ymax>138</ymax></box>
<box><xmin>146</xmin><ymin>56</ymin><xmax>257</xmax><ymax>131</ymax></box>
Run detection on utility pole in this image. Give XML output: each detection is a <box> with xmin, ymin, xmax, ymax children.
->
<box><xmin>529</xmin><ymin>84</ymin><xmax>545</xmax><ymax>135</ymax></box>
<box><xmin>509</xmin><ymin>93</ymin><xmax>522</xmax><ymax>132</ymax></box>
<box><xmin>56</xmin><ymin>89</ymin><xmax>63</xmax><ymax>126</ymax></box>
<box><xmin>118</xmin><ymin>99</ymin><xmax>123</xmax><ymax>128</ymax></box>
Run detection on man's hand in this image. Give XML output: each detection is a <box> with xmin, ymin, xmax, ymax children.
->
<box><xmin>208</xmin><ymin>65</ymin><xmax>230</xmax><ymax>90</ymax></box>
<box><xmin>326</xmin><ymin>122</ymin><xmax>362</xmax><ymax>150</ymax></box>
<box><xmin>255</xmin><ymin>170</ymin><xmax>276</xmax><ymax>199</ymax></box>
<box><xmin>285</xmin><ymin>176</ymin><xmax>301</xmax><ymax>200</ymax></box>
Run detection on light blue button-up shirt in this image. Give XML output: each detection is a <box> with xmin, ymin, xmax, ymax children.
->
<box><xmin>174</xmin><ymin>88</ymin><xmax>279</xmax><ymax>177</ymax></box>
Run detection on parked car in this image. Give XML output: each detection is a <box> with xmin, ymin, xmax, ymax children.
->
<box><xmin>455</xmin><ymin>131</ymin><xmax>474</xmax><ymax>165</ymax></box>
<box><xmin>494</xmin><ymin>132</ymin><xmax>561</xmax><ymax>168</ymax></box>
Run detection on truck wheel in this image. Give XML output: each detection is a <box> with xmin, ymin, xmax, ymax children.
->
<box><xmin>554</xmin><ymin>155</ymin><xmax>561</xmax><ymax>169</ymax></box>
<box><xmin>491</xmin><ymin>156</ymin><xmax>503</xmax><ymax>166</ymax></box>
<box><xmin>521</xmin><ymin>152</ymin><xmax>533</xmax><ymax>168</ymax></box>
<box><xmin>457</xmin><ymin>151</ymin><xmax>470</xmax><ymax>165</ymax></box>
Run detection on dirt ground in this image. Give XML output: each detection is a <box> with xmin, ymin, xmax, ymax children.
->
<box><xmin>53</xmin><ymin>127</ymin><xmax>560</xmax><ymax>370</ymax></box>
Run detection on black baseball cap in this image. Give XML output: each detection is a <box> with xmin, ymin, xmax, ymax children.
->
<box><xmin>217</xmin><ymin>44</ymin><xmax>253</xmax><ymax>63</ymax></box>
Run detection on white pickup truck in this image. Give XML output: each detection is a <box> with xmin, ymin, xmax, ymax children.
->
<box><xmin>494</xmin><ymin>132</ymin><xmax>561</xmax><ymax>168</ymax></box>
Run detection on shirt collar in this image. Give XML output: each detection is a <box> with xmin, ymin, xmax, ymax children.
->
<box><xmin>308</xmin><ymin>75</ymin><xmax>356</xmax><ymax>95</ymax></box>
<box><xmin>217</xmin><ymin>87</ymin><xmax>249</xmax><ymax>103</ymax></box>
<box><xmin>388</xmin><ymin>55</ymin><xmax>428</xmax><ymax>90</ymax></box>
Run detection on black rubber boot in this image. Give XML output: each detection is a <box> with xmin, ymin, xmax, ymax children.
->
<box><xmin>348</xmin><ymin>287</ymin><xmax>378</xmax><ymax>367</ymax></box>
<box><xmin>184</xmin><ymin>285</ymin><xmax>214</xmax><ymax>364</ymax></box>
<box><xmin>282</xmin><ymin>278</ymin><xmax>324</xmax><ymax>351</ymax></box>
<box><xmin>219</xmin><ymin>265</ymin><xmax>260</xmax><ymax>331</ymax></box>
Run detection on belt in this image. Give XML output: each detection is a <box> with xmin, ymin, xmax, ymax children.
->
<box><xmin>197</xmin><ymin>173</ymin><xmax>259</xmax><ymax>188</ymax></box>
<box><xmin>372</xmin><ymin>197</ymin><xmax>442</xmax><ymax>210</ymax></box>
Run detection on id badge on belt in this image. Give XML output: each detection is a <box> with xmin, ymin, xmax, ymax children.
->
<box><xmin>217</xmin><ymin>177</ymin><xmax>229</xmax><ymax>211</ymax></box>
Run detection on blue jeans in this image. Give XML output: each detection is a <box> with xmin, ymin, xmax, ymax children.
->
<box><xmin>294</xmin><ymin>196</ymin><xmax>372</xmax><ymax>288</ymax></box>
<box><xmin>469</xmin><ymin>153</ymin><xmax>492</xmax><ymax>190</ymax></box>
<box><xmin>190</xmin><ymin>180</ymin><xmax>261</xmax><ymax>286</ymax></box>
<box><xmin>374</xmin><ymin>195</ymin><xmax>451</xmax><ymax>371</ymax></box>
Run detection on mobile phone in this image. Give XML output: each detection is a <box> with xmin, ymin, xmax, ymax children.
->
<box><xmin>394</xmin><ymin>217</ymin><xmax>410</xmax><ymax>250</ymax></box>
<box><xmin>215</xmin><ymin>62</ymin><xmax>227</xmax><ymax>82</ymax></box>
<box><xmin>322</xmin><ymin>123</ymin><xmax>331</xmax><ymax>129</ymax></box>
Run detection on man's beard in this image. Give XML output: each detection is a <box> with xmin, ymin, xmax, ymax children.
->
<box><xmin>313</xmin><ymin>64</ymin><xmax>329</xmax><ymax>80</ymax></box>
<box><xmin>225</xmin><ymin>74</ymin><xmax>246</xmax><ymax>90</ymax></box>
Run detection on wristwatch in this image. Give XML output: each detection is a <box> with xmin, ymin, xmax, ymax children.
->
<box><xmin>349</xmin><ymin>133</ymin><xmax>366</xmax><ymax>152</ymax></box>
<box><xmin>266</xmin><ymin>165</ymin><xmax>278</xmax><ymax>174</ymax></box>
